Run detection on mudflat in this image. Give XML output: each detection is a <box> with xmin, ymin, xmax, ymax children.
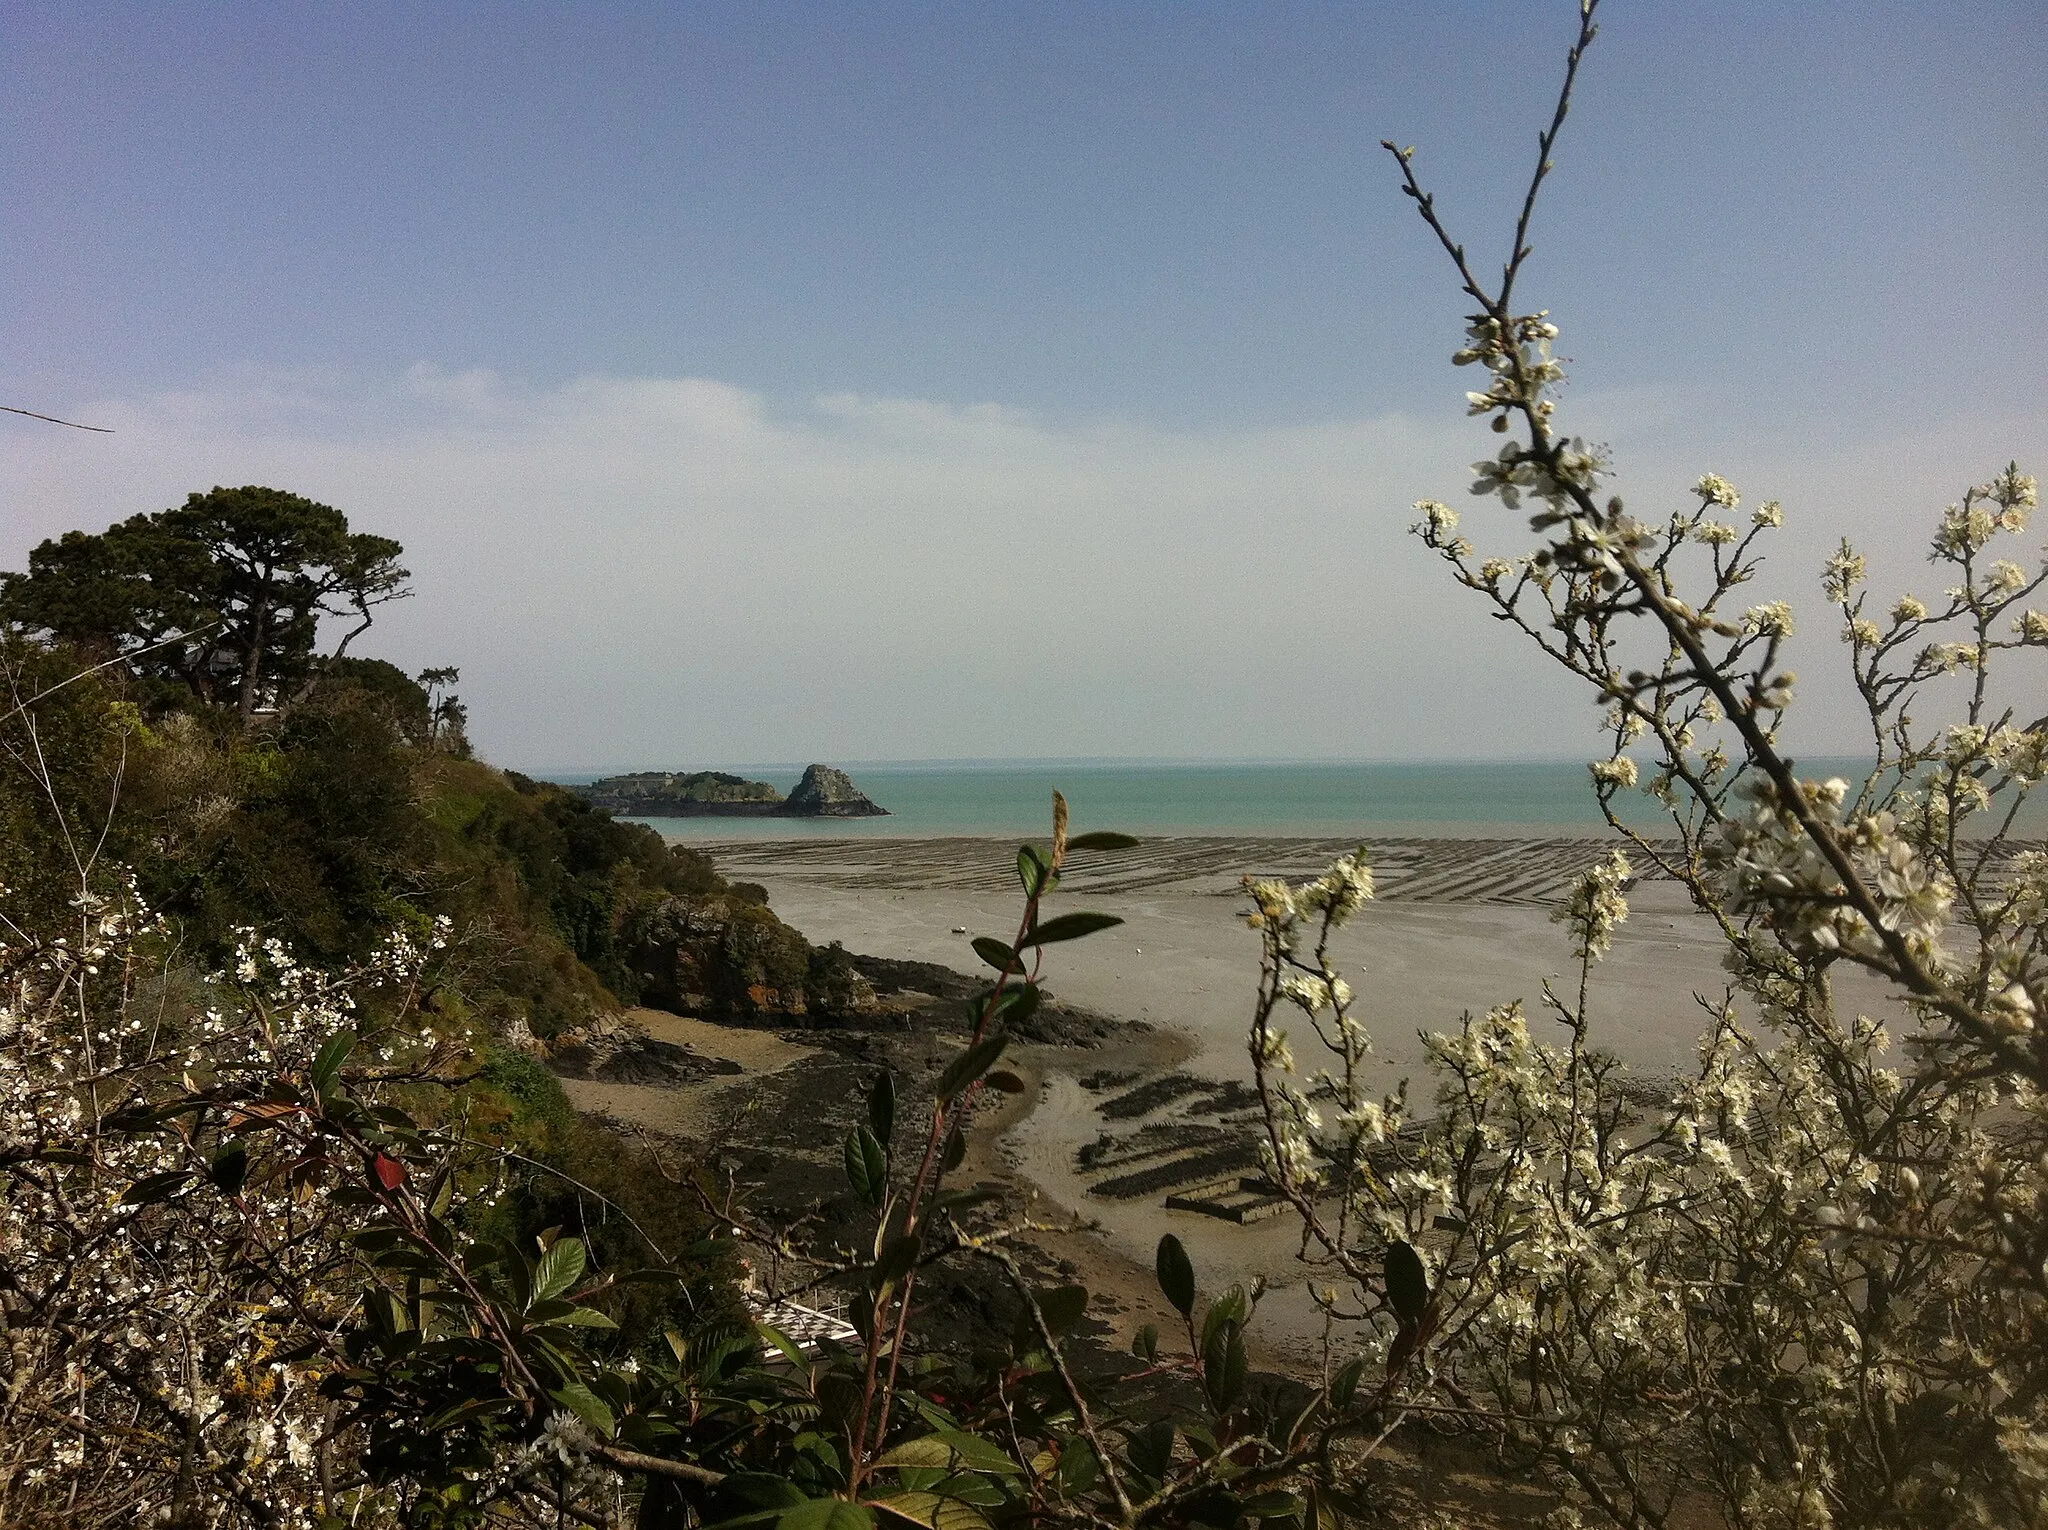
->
<box><xmin>698</xmin><ymin>833</ymin><xmax>1801</xmax><ymax>1084</ymax></box>
<box><xmin>666</xmin><ymin>834</ymin><xmax>1899</xmax><ymax>1369</ymax></box>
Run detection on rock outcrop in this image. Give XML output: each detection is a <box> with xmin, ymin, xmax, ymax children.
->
<box><xmin>627</xmin><ymin>892</ymin><xmax>880</xmax><ymax>1025</ymax></box>
<box><xmin>778</xmin><ymin>763</ymin><xmax>889</xmax><ymax>817</ymax></box>
<box><xmin>571</xmin><ymin>764</ymin><xmax>887</xmax><ymax>818</ymax></box>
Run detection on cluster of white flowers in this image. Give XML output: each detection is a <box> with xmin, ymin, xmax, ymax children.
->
<box><xmin>1706</xmin><ymin>778</ymin><xmax>1956</xmax><ymax>966</ymax></box>
<box><xmin>1821</xmin><ymin>541</ymin><xmax>1868</xmax><ymax>603</ymax></box>
<box><xmin>0</xmin><ymin>886</ymin><xmax>470</xmax><ymax>1527</ymax></box>
<box><xmin>1588</xmin><ymin>755</ymin><xmax>1637</xmax><ymax>790</ymax></box>
<box><xmin>1453</xmin><ymin>310</ymin><xmax>1566</xmax><ymax>431</ymax></box>
<box><xmin>1695</xmin><ymin>473</ymin><xmax>1740</xmax><ymax>510</ymax></box>
<box><xmin>1291</xmin><ymin>851</ymin><xmax>1376</xmax><ymax>925</ymax></box>
<box><xmin>1244</xmin><ymin>852</ymin><xmax>1383</xmax><ymax>1203</ymax></box>
<box><xmin>1387</xmin><ymin>99</ymin><xmax>2046</xmax><ymax>1515</ymax></box>
<box><xmin>1552</xmin><ymin>850</ymin><xmax>1632</xmax><ymax>961</ymax></box>
<box><xmin>1470</xmin><ymin>437</ymin><xmax>1607</xmax><ymax>514</ymax></box>
<box><xmin>1742</xmin><ymin>600</ymin><xmax>1796</xmax><ymax>638</ymax></box>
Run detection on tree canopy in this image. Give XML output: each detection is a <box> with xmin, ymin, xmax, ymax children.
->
<box><xmin>0</xmin><ymin>484</ymin><xmax>407</xmax><ymax>719</ymax></box>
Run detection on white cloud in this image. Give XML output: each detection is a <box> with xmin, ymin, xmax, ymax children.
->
<box><xmin>5</xmin><ymin>367</ymin><xmax>2042</xmax><ymax>772</ymax></box>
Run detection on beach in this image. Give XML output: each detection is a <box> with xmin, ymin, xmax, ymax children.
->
<box><xmin>572</xmin><ymin>834</ymin><xmax>1886</xmax><ymax>1371</ymax></box>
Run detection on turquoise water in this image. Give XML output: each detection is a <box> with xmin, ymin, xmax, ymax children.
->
<box><xmin>549</xmin><ymin>757</ymin><xmax>1902</xmax><ymax>839</ymax></box>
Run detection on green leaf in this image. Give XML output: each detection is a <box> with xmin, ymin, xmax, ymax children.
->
<box><xmin>1155</xmin><ymin>1234</ymin><xmax>1195</xmax><ymax>1317</ymax></box>
<box><xmin>1125</xmin><ymin>1420</ymin><xmax>1174</xmax><ymax>1482</ymax></box>
<box><xmin>941</xmin><ymin>1125</ymin><xmax>966</xmax><ymax>1172</ymax></box>
<box><xmin>610</xmin><ymin>1266</ymin><xmax>688</xmax><ymax>1287</ymax></box>
<box><xmin>983</xmin><ymin>1070</ymin><xmax>1026</xmax><ymax>1094</ymax></box>
<box><xmin>1385</xmin><ymin>1241</ymin><xmax>1430</xmax><ymax>1326</ymax></box>
<box><xmin>757</xmin><ymin>1322</ymin><xmax>807</xmax><ymax>1369</ymax></box>
<box><xmin>986</xmin><ymin>985</ymin><xmax>1040</xmax><ymax>1025</ymax></box>
<box><xmin>714</xmin><ymin>1473</ymin><xmax>810</xmax><ymax>1516</ymax></box>
<box><xmin>1200</xmin><ymin>1284</ymin><xmax>1251</xmax><ymax>1353</ymax></box>
<box><xmin>775</xmin><ymin>1499</ymin><xmax>875</xmax><ymax>1530</ymax></box>
<box><xmin>734</xmin><ymin>1476</ymin><xmax>813</xmax><ymax>1507</ymax></box>
<box><xmin>872</xmin><ymin>1493</ymin><xmax>939</xmax><ymax>1528</ymax></box>
<box><xmin>935</xmin><ymin>1032</ymin><xmax>1009</xmax><ymax>1102</ymax></box>
<box><xmin>549</xmin><ymin>1380</ymin><xmax>616</xmax><ymax>1437</ymax></box>
<box><xmin>846</xmin><ymin>1125</ymin><xmax>889</xmax><ymax>1207</ymax></box>
<box><xmin>874</xmin><ymin>1432</ymin><xmax>1020</xmax><ymax>1478</ymax></box>
<box><xmin>120</xmin><ymin>1170</ymin><xmax>196</xmax><ymax>1206</ymax></box>
<box><xmin>929</xmin><ymin>1429</ymin><xmax>1025</xmax><ymax>1475</ymax></box>
<box><xmin>547</xmin><ymin>1307</ymin><xmax>618</xmax><ymax>1329</ymax></box>
<box><xmin>1131</xmin><ymin>1323</ymin><xmax>1159</xmax><ymax>1362</ymax></box>
<box><xmin>1021</xmin><ymin>912</ymin><xmax>1123</xmax><ymax>947</ymax></box>
<box><xmin>209</xmin><ymin>1141</ymin><xmax>249</xmax><ymax>1194</ymax></box>
<box><xmin>872</xmin><ymin>1437</ymin><xmax>958</xmax><ymax>1470</ymax></box>
<box><xmin>532</xmin><ymin>1238</ymin><xmax>588</xmax><ymax>1304</ymax></box>
<box><xmin>310</xmin><ymin>1031</ymin><xmax>355</xmax><ymax>1096</ymax></box>
<box><xmin>970</xmin><ymin>937</ymin><xmax>1023</xmax><ymax>974</ymax></box>
<box><xmin>1240</xmin><ymin>1492</ymin><xmax>1305</xmax><ymax>1520</ymax></box>
<box><xmin>1053</xmin><ymin>1437</ymin><xmax>1099</xmax><ymax>1495</ymax></box>
<box><xmin>1330</xmin><ymin>1355</ymin><xmax>1367</xmax><ymax>1411</ymax></box>
<box><xmin>873</xmin><ymin>1494</ymin><xmax>994</xmax><ymax>1530</ymax></box>
<box><xmin>867</xmin><ymin>1070</ymin><xmax>896</xmax><ymax>1146</ymax></box>
<box><xmin>1033</xmin><ymin>1285</ymin><xmax>1088</xmax><ymax>1336</ymax></box>
<box><xmin>874</xmin><ymin>1231</ymin><xmax>923</xmax><ymax>1287</ymax></box>
<box><xmin>1016</xmin><ymin>844</ymin><xmax>1050</xmax><ymax>898</ymax></box>
<box><xmin>1064</xmin><ymin>831</ymin><xmax>1139</xmax><ymax>852</ymax></box>
<box><xmin>1203</xmin><ymin>1324</ymin><xmax>1248</xmax><ymax>1413</ymax></box>
<box><xmin>930</xmin><ymin>1501</ymin><xmax>994</xmax><ymax>1530</ymax></box>
<box><xmin>422</xmin><ymin>1396</ymin><xmax>519</xmax><ymax>1432</ymax></box>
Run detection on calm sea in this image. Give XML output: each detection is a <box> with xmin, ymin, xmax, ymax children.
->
<box><xmin>542</xmin><ymin>758</ymin><xmax>1935</xmax><ymax>840</ymax></box>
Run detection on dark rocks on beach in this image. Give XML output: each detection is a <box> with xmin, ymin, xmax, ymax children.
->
<box><xmin>546</xmin><ymin>1019</ymin><xmax>743</xmax><ymax>1086</ymax></box>
<box><xmin>628</xmin><ymin>894</ymin><xmax>881</xmax><ymax>1024</ymax></box>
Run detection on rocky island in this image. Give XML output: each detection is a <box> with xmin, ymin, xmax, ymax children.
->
<box><xmin>572</xmin><ymin>762</ymin><xmax>888</xmax><ymax>818</ymax></box>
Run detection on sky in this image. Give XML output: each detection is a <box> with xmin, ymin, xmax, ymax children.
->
<box><xmin>4</xmin><ymin>1</ymin><xmax>2044</xmax><ymax>771</ymax></box>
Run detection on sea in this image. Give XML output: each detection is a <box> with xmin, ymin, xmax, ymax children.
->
<box><xmin>541</xmin><ymin>757</ymin><xmax>1953</xmax><ymax>841</ymax></box>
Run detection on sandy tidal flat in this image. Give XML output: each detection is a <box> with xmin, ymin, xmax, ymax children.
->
<box><xmin>685</xmin><ymin>835</ymin><xmax>1900</xmax><ymax>1363</ymax></box>
<box><xmin>703</xmin><ymin>834</ymin><xmax>1809</xmax><ymax>1085</ymax></box>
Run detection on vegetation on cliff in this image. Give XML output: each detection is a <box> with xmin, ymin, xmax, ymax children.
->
<box><xmin>5</xmin><ymin>7</ymin><xmax>2044</xmax><ymax>1527</ymax></box>
<box><xmin>0</xmin><ymin>490</ymin><xmax>925</xmax><ymax>1525</ymax></box>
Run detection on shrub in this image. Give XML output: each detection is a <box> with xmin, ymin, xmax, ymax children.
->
<box><xmin>1250</xmin><ymin>7</ymin><xmax>2046</xmax><ymax>1523</ymax></box>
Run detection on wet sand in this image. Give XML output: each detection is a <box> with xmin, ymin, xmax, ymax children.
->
<box><xmin>669</xmin><ymin>834</ymin><xmax>1919</xmax><ymax>1369</ymax></box>
<box><xmin>701</xmin><ymin>834</ymin><xmax>1759</xmax><ymax>1088</ymax></box>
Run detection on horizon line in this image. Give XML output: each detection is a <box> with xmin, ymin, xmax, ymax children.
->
<box><xmin>522</xmin><ymin>751</ymin><xmax>1878</xmax><ymax>781</ymax></box>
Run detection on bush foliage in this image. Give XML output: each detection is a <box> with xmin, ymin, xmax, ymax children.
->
<box><xmin>4</xmin><ymin>6</ymin><xmax>2043</xmax><ymax>1528</ymax></box>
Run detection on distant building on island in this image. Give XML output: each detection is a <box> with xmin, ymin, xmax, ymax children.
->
<box><xmin>571</xmin><ymin>763</ymin><xmax>888</xmax><ymax>818</ymax></box>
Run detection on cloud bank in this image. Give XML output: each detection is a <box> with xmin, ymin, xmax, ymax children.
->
<box><xmin>5</xmin><ymin>368</ymin><xmax>2040</xmax><ymax>771</ymax></box>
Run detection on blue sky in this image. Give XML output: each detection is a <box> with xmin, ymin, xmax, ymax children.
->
<box><xmin>4</xmin><ymin>2</ymin><xmax>2045</xmax><ymax>768</ymax></box>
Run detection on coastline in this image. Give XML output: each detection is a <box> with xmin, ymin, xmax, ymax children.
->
<box><xmin>561</xmin><ymin>834</ymin><xmax>1929</xmax><ymax>1372</ymax></box>
<box><xmin>586</xmin><ymin>834</ymin><xmax>1898</xmax><ymax>1368</ymax></box>
<box><xmin>698</xmin><ymin>835</ymin><xmax>1725</xmax><ymax>1366</ymax></box>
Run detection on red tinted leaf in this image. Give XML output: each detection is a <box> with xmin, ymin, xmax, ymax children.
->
<box><xmin>371</xmin><ymin>1153</ymin><xmax>407</xmax><ymax>1191</ymax></box>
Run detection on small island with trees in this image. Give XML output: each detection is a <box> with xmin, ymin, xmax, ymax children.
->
<box><xmin>572</xmin><ymin>763</ymin><xmax>890</xmax><ymax>817</ymax></box>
